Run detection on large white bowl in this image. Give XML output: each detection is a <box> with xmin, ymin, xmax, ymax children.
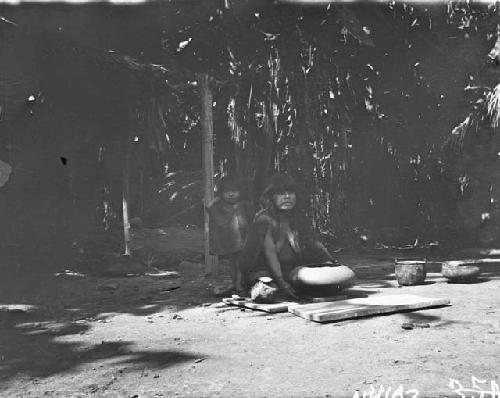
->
<box><xmin>290</xmin><ymin>264</ymin><xmax>356</xmax><ymax>287</ymax></box>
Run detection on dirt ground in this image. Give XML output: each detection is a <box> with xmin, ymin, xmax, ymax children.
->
<box><xmin>1</xmin><ymin>227</ymin><xmax>499</xmax><ymax>398</ymax></box>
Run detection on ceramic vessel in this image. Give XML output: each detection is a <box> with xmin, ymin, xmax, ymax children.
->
<box><xmin>290</xmin><ymin>264</ymin><xmax>356</xmax><ymax>287</ymax></box>
<box><xmin>394</xmin><ymin>260</ymin><xmax>427</xmax><ymax>286</ymax></box>
<box><xmin>441</xmin><ymin>260</ymin><xmax>481</xmax><ymax>282</ymax></box>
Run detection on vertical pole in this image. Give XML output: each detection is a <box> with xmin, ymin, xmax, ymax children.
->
<box><xmin>139</xmin><ymin>169</ymin><xmax>144</xmax><ymax>217</ymax></box>
<box><xmin>122</xmin><ymin>142</ymin><xmax>132</xmax><ymax>256</ymax></box>
<box><xmin>197</xmin><ymin>73</ymin><xmax>218</xmax><ymax>276</ymax></box>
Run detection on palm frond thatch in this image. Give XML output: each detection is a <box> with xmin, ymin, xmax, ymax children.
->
<box><xmin>486</xmin><ymin>83</ymin><xmax>500</xmax><ymax>128</ymax></box>
<box><xmin>442</xmin><ymin>114</ymin><xmax>471</xmax><ymax>151</ymax></box>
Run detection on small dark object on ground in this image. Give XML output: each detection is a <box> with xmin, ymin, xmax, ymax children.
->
<box><xmin>402</xmin><ymin>322</ymin><xmax>430</xmax><ymax>330</ymax></box>
<box><xmin>96</xmin><ymin>283</ymin><xmax>119</xmax><ymax>291</ymax></box>
<box><xmin>160</xmin><ymin>286</ymin><xmax>181</xmax><ymax>293</ymax></box>
<box><xmin>401</xmin><ymin>322</ymin><xmax>414</xmax><ymax>330</ymax></box>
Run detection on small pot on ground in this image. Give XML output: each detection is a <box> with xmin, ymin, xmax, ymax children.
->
<box><xmin>441</xmin><ymin>260</ymin><xmax>481</xmax><ymax>283</ymax></box>
<box><xmin>394</xmin><ymin>260</ymin><xmax>427</xmax><ymax>286</ymax></box>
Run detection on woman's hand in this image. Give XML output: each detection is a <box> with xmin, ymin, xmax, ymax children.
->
<box><xmin>323</xmin><ymin>259</ymin><xmax>340</xmax><ymax>266</ymax></box>
<box><xmin>275</xmin><ymin>277</ymin><xmax>299</xmax><ymax>300</ymax></box>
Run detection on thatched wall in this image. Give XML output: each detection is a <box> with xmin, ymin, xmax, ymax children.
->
<box><xmin>2</xmin><ymin>2</ymin><xmax>500</xmax><ymax>258</ymax></box>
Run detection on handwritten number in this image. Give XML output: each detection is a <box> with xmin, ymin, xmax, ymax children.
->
<box><xmin>391</xmin><ymin>385</ymin><xmax>405</xmax><ymax>398</ymax></box>
<box><xmin>449</xmin><ymin>378</ymin><xmax>466</xmax><ymax>398</ymax></box>
<box><xmin>406</xmin><ymin>389</ymin><xmax>419</xmax><ymax>398</ymax></box>
<box><xmin>472</xmin><ymin>376</ymin><xmax>487</xmax><ymax>398</ymax></box>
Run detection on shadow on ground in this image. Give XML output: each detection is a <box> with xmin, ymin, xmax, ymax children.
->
<box><xmin>0</xmin><ymin>250</ymin><xmax>212</xmax><ymax>390</ymax></box>
<box><xmin>0</xmin><ymin>318</ymin><xmax>200</xmax><ymax>383</ymax></box>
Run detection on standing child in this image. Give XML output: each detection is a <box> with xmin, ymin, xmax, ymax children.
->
<box><xmin>206</xmin><ymin>176</ymin><xmax>254</xmax><ymax>294</ymax></box>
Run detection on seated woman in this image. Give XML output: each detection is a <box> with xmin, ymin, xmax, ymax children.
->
<box><xmin>238</xmin><ymin>173</ymin><xmax>355</xmax><ymax>301</ymax></box>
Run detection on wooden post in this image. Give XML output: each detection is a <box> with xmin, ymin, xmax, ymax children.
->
<box><xmin>122</xmin><ymin>139</ymin><xmax>132</xmax><ymax>256</ymax></box>
<box><xmin>197</xmin><ymin>73</ymin><xmax>218</xmax><ymax>276</ymax></box>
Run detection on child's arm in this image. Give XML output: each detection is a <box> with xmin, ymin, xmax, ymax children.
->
<box><xmin>205</xmin><ymin>197</ymin><xmax>219</xmax><ymax>211</ymax></box>
<box><xmin>205</xmin><ymin>197</ymin><xmax>222</xmax><ymax>221</ymax></box>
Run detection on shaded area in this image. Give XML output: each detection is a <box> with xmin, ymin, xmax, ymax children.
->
<box><xmin>0</xmin><ymin>251</ymin><xmax>213</xmax><ymax>390</ymax></box>
<box><xmin>0</xmin><ymin>318</ymin><xmax>200</xmax><ymax>384</ymax></box>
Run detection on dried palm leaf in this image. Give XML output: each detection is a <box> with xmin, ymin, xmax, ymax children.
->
<box><xmin>442</xmin><ymin>114</ymin><xmax>471</xmax><ymax>151</ymax></box>
<box><xmin>488</xmin><ymin>24</ymin><xmax>500</xmax><ymax>63</ymax></box>
<box><xmin>487</xmin><ymin>83</ymin><xmax>500</xmax><ymax>128</ymax></box>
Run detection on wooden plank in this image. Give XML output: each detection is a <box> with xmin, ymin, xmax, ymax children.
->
<box><xmin>222</xmin><ymin>297</ymin><xmax>294</xmax><ymax>313</ymax></box>
<box><xmin>446</xmin><ymin>258</ymin><xmax>500</xmax><ymax>265</ymax></box>
<box><xmin>222</xmin><ymin>295</ymin><xmax>347</xmax><ymax>313</ymax></box>
<box><xmin>288</xmin><ymin>294</ymin><xmax>450</xmax><ymax>323</ymax></box>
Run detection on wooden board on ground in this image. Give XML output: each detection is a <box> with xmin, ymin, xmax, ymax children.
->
<box><xmin>446</xmin><ymin>258</ymin><xmax>500</xmax><ymax>265</ymax></box>
<box><xmin>222</xmin><ymin>295</ymin><xmax>348</xmax><ymax>313</ymax></box>
<box><xmin>288</xmin><ymin>294</ymin><xmax>450</xmax><ymax>323</ymax></box>
<box><xmin>223</xmin><ymin>297</ymin><xmax>293</xmax><ymax>313</ymax></box>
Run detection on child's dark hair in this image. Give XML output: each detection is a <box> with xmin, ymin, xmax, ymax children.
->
<box><xmin>215</xmin><ymin>175</ymin><xmax>245</xmax><ymax>197</ymax></box>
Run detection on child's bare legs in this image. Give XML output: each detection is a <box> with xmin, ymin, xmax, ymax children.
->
<box><xmin>226</xmin><ymin>252</ymin><xmax>243</xmax><ymax>292</ymax></box>
<box><xmin>211</xmin><ymin>253</ymin><xmax>243</xmax><ymax>297</ymax></box>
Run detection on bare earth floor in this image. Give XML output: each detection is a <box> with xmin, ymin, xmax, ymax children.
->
<box><xmin>1</xmin><ymin>229</ymin><xmax>499</xmax><ymax>397</ymax></box>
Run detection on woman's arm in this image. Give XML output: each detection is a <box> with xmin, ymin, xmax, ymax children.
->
<box><xmin>263</xmin><ymin>230</ymin><xmax>285</xmax><ymax>279</ymax></box>
<box><xmin>310</xmin><ymin>240</ymin><xmax>336</xmax><ymax>263</ymax></box>
<box><xmin>237</xmin><ymin>213</ymin><xmax>272</xmax><ymax>285</ymax></box>
<box><xmin>263</xmin><ymin>230</ymin><xmax>299</xmax><ymax>299</ymax></box>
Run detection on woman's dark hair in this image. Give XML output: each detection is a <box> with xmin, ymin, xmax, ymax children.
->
<box><xmin>259</xmin><ymin>173</ymin><xmax>314</xmax><ymax>241</ymax></box>
<box><xmin>215</xmin><ymin>175</ymin><xmax>245</xmax><ymax>198</ymax></box>
<box><xmin>260</xmin><ymin>173</ymin><xmax>298</xmax><ymax>213</ymax></box>
<box><xmin>261</xmin><ymin>173</ymin><xmax>297</xmax><ymax>198</ymax></box>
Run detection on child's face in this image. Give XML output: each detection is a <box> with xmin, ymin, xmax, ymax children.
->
<box><xmin>273</xmin><ymin>190</ymin><xmax>296</xmax><ymax>210</ymax></box>
<box><xmin>222</xmin><ymin>189</ymin><xmax>241</xmax><ymax>204</ymax></box>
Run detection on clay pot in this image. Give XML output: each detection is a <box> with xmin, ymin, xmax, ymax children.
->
<box><xmin>394</xmin><ymin>260</ymin><xmax>427</xmax><ymax>286</ymax></box>
<box><xmin>441</xmin><ymin>260</ymin><xmax>481</xmax><ymax>283</ymax></box>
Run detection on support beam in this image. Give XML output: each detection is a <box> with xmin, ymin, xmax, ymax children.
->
<box><xmin>122</xmin><ymin>141</ymin><xmax>132</xmax><ymax>256</ymax></box>
<box><xmin>197</xmin><ymin>73</ymin><xmax>218</xmax><ymax>276</ymax></box>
